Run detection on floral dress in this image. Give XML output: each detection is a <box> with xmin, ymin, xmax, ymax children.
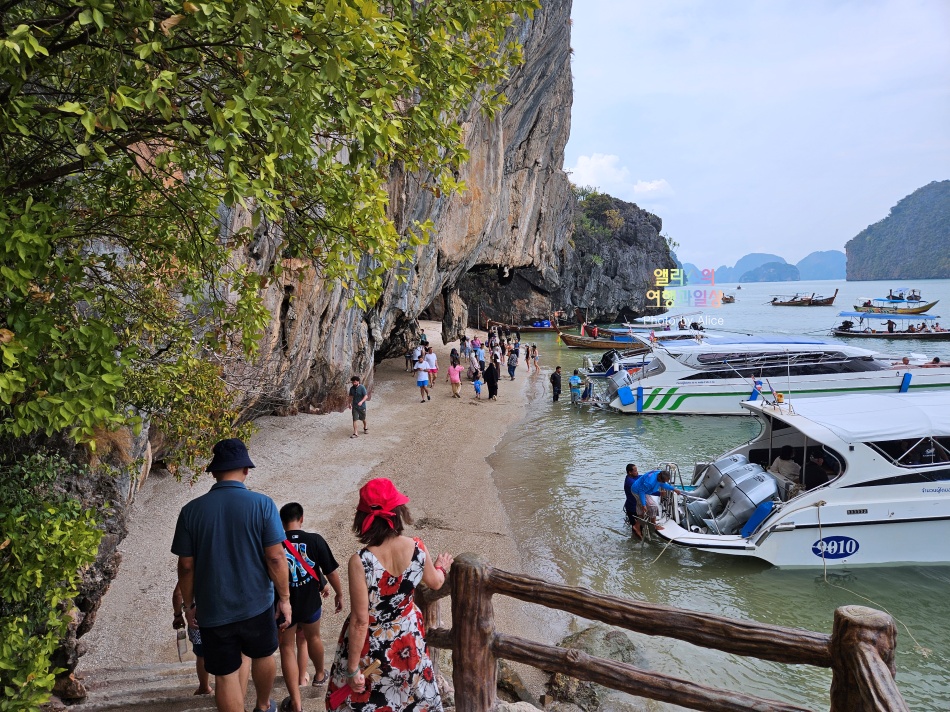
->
<box><xmin>326</xmin><ymin>539</ymin><xmax>442</xmax><ymax>712</ymax></box>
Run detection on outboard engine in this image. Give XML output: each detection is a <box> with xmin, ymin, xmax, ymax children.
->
<box><xmin>690</xmin><ymin>454</ymin><xmax>749</xmax><ymax>499</ymax></box>
<box><xmin>701</xmin><ymin>471</ymin><xmax>779</xmax><ymax>535</ymax></box>
<box><xmin>686</xmin><ymin>463</ymin><xmax>765</xmax><ymax>522</ymax></box>
<box><xmin>606</xmin><ymin>369</ymin><xmax>634</xmax><ymax>402</ymax></box>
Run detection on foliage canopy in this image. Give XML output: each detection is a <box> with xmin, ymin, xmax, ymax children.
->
<box><xmin>0</xmin><ymin>0</ymin><xmax>537</xmax><ymax>455</ymax></box>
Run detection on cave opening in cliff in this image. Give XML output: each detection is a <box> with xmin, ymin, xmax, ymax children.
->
<box><xmin>279</xmin><ymin>285</ymin><xmax>295</xmax><ymax>353</ymax></box>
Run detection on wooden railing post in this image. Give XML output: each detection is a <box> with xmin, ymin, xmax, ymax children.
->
<box><xmin>830</xmin><ymin>605</ymin><xmax>910</xmax><ymax>712</ymax></box>
<box><xmin>450</xmin><ymin>553</ymin><xmax>497</xmax><ymax>712</ymax></box>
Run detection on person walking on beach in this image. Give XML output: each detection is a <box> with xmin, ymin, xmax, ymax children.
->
<box><xmin>446</xmin><ymin>356</ymin><xmax>465</xmax><ymax>398</ymax></box>
<box><xmin>413</xmin><ymin>353</ymin><xmax>431</xmax><ymax>402</ymax></box>
<box><xmin>472</xmin><ymin>369</ymin><xmax>483</xmax><ymax>399</ymax></box>
<box><xmin>549</xmin><ymin>366</ymin><xmax>562</xmax><ymax>402</ymax></box>
<box><xmin>484</xmin><ymin>356</ymin><xmax>500</xmax><ymax>401</ymax></box>
<box><xmin>348</xmin><ymin>376</ymin><xmax>368</xmax><ymax>439</ymax></box>
<box><xmin>506</xmin><ymin>349</ymin><xmax>519</xmax><ymax>381</ymax></box>
<box><xmin>325</xmin><ymin>479</ymin><xmax>451</xmax><ymax>712</ymax></box>
<box><xmin>424</xmin><ymin>347</ymin><xmax>439</xmax><ymax>389</ymax></box>
<box><xmin>531</xmin><ymin>344</ymin><xmax>540</xmax><ymax>374</ymax></box>
<box><xmin>276</xmin><ymin>503</ymin><xmax>343</xmax><ymax>712</ymax></box>
<box><xmin>171</xmin><ymin>438</ymin><xmax>291</xmax><ymax>712</ymax></box>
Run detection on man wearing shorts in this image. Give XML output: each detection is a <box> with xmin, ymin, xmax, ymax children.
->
<box><xmin>172</xmin><ymin>438</ymin><xmax>291</xmax><ymax>712</ymax></box>
<box><xmin>277</xmin><ymin>503</ymin><xmax>342</xmax><ymax>712</ymax></box>
<box><xmin>348</xmin><ymin>376</ymin><xmax>368</xmax><ymax>438</ymax></box>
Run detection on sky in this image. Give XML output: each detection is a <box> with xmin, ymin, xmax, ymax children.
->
<box><xmin>565</xmin><ymin>0</ymin><xmax>950</xmax><ymax>269</ymax></box>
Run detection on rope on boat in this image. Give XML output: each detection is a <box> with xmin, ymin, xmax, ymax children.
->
<box><xmin>815</xmin><ymin>501</ymin><xmax>930</xmax><ymax>657</ymax></box>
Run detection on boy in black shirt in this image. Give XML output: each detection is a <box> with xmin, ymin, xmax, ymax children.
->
<box><xmin>277</xmin><ymin>503</ymin><xmax>343</xmax><ymax>712</ymax></box>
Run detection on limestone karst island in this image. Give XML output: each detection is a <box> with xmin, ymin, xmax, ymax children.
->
<box><xmin>2</xmin><ymin>2</ymin><xmax>948</xmax><ymax>712</ymax></box>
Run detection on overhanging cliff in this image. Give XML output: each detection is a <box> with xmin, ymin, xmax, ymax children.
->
<box><xmin>217</xmin><ymin>0</ymin><xmax>575</xmax><ymax>417</ymax></box>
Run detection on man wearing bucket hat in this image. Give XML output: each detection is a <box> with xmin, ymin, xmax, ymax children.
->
<box><xmin>172</xmin><ymin>438</ymin><xmax>291</xmax><ymax>712</ymax></box>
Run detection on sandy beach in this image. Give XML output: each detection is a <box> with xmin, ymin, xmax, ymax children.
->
<box><xmin>80</xmin><ymin>320</ymin><xmax>549</xmax><ymax>691</ymax></box>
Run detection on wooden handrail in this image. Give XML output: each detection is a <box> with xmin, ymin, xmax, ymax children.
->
<box><xmin>487</xmin><ymin>565</ymin><xmax>833</xmax><ymax>667</ymax></box>
<box><xmin>422</xmin><ymin>554</ymin><xmax>908</xmax><ymax>712</ymax></box>
<box><xmin>492</xmin><ymin>633</ymin><xmax>813</xmax><ymax>712</ymax></box>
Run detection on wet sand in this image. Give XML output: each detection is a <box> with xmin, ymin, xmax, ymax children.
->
<box><xmin>80</xmin><ymin>321</ymin><xmax>549</xmax><ymax>684</ymax></box>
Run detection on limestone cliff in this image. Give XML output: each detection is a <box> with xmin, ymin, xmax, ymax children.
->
<box><xmin>218</xmin><ymin>0</ymin><xmax>574</xmax><ymax>418</ymax></box>
<box><xmin>458</xmin><ymin>192</ymin><xmax>676</xmax><ymax>324</ymax></box>
<box><xmin>846</xmin><ymin>180</ymin><xmax>950</xmax><ymax>280</ymax></box>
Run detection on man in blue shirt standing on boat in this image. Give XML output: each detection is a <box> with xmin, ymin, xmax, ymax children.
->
<box><xmin>623</xmin><ymin>464</ymin><xmax>689</xmax><ymax>540</ymax></box>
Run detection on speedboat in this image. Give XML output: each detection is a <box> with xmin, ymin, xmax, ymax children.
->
<box><xmin>650</xmin><ymin>392</ymin><xmax>950</xmax><ymax>567</ymax></box>
<box><xmin>604</xmin><ymin>334</ymin><xmax>950</xmax><ymax>415</ymax></box>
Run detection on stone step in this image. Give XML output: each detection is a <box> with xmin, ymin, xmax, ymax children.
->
<box><xmin>71</xmin><ymin>659</ymin><xmax>326</xmax><ymax>712</ymax></box>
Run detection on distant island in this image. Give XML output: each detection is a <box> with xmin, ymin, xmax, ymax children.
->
<box><xmin>681</xmin><ymin>249</ymin><xmax>846</xmax><ymax>284</ymax></box>
<box><xmin>845</xmin><ymin>180</ymin><xmax>950</xmax><ymax>280</ymax></box>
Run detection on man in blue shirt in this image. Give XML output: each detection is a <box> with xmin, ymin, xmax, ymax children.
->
<box><xmin>622</xmin><ymin>464</ymin><xmax>688</xmax><ymax>539</ymax></box>
<box><xmin>172</xmin><ymin>438</ymin><xmax>290</xmax><ymax>712</ymax></box>
<box><xmin>569</xmin><ymin>369</ymin><xmax>583</xmax><ymax>403</ymax></box>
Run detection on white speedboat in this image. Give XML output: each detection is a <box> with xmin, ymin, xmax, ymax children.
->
<box><xmin>651</xmin><ymin>392</ymin><xmax>950</xmax><ymax>567</ymax></box>
<box><xmin>604</xmin><ymin>334</ymin><xmax>950</xmax><ymax>415</ymax></box>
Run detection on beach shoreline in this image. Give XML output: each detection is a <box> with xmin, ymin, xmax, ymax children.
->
<box><xmin>79</xmin><ymin>320</ymin><xmax>548</xmax><ymax>688</ymax></box>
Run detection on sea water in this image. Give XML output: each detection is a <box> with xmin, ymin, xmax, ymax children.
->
<box><xmin>489</xmin><ymin>279</ymin><xmax>950</xmax><ymax>709</ymax></box>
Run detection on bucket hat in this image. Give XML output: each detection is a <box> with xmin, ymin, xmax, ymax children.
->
<box><xmin>206</xmin><ymin>438</ymin><xmax>256</xmax><ymax>472</ymax></box>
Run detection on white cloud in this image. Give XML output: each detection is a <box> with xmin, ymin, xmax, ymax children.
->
<box><xmin>566</xmin><ymin>153</ymin><xmax>672</xmax><ymax>202</ymax></box>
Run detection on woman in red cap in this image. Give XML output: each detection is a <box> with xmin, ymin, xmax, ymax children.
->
<box><xmin>326</xmin><ymin>478</ymin><xmax>452</xmax><ymax>711</ymax></box>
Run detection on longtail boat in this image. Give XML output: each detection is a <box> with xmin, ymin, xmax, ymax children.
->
<box><xmin>558</xmin><ymin>331</ymin><xmax>651</xmax><ymax>351</ymax></box>
<box><xmin>832</xmin><ymin>312</ymin><xmax>950</xmax><ymax>340</ymax></box>
<box><xmin>852</xmin><ymin>295</ymin><xmax>939</xmax><ymax>315</ymax></box>
<box><xmin>487</xmin><ymin>318</ymin><xmax>559</xmax><ymax>333</ymax></box>
<box><xmin>770</xmin><ymin>288</ymin><xmax>838</xmax><ymax>306</ymax></box>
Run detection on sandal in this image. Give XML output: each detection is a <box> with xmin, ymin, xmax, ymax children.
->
<box><xmin>312</xmin><ymin>669</ymin><xmax>329</xmax><ymax>686</ymax></box>
<box><xmin>277</xmin><ymin>698</ymin><xmax>299</xmax><ymax>712</ymax></box>
<box><xmin>350</xmin><ymin>433</ymin><xmax>358</xmax><ymax>439</ymax></box>
<box><xmin>253</xmin><ymin>701</ymin><xmax>276</xmax><ymax>712</ymax></box>
<box><xmin>363</xmin><ymin>428</ymin><xmax>368</xmax><ymax>434</ymax></box>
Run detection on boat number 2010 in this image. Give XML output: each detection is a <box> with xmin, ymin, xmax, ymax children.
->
<box><xmin>812</xmin><ymin>536</ymin><xmax>860</xmax><ymax>559</ymax></box>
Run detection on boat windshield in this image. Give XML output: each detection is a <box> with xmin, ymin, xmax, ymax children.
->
<box><xmin>865</xmin><ymin>437</ymin><xmax>950</xmax><ymax>468</ymax></box>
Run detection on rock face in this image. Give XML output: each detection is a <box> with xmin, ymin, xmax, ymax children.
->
<box><xmin>458</xmin><ymin>194</ymin><xmax>675</xmax><ymax>324</ymax></box>
<box><xmin>223</xmin><ymin>0</ymin><xmax>574</xmax><ymax>416</ymax></box>
<box><xmin>795</xmin><ymin>250</ymin><xmax>846</xmax><ymax>280</ymax></box>
<box><xmin>739</xmin><ymin>261</ymin><xmax>800</xmax><ymax>283</ymax></box>
<box><xmin>710</xmin><ymin>253</ymin><xmax>787</xmax><ymax>284</ymax></box>
<box><xmin>846</xmin><ymin>180</ymin><xmax>950</xmax><ymax>280</ymax></box>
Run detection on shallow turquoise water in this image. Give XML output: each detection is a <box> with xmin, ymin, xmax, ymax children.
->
<box><xmin>489</xmin><ymin>279</ymin><xmax>950</xmax><ymax>709</ymax></box>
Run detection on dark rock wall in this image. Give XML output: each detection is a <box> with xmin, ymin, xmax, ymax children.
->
<box><xmin>459</xmin><ymin>195</ymin><xmax>676</xmax><ymax>324</ymax></box>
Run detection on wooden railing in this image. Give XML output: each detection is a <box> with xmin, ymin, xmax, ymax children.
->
<box><xmin>418</xmin><ymin>553</ymin><xmax>909</xmax><ymax>712</ymax></box>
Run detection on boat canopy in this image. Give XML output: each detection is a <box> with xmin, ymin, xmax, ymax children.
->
<box><xmin>658</xmin><ymin>334</ymin><xmax>831</xmax><ymax>347</ymax></box>
<box><xmin>762</xmin><ymin>393</ymin><xmax>950</xmax><ymax>443</ymax></box>
<box><xmin>631</xmin><ymin>310</ymin><xmax>702</xmax><ymax>324</ymax></box>
<box><xmin>837</xmin><ymin>311</ymin><xmax>940</xmax><ymax>320</ymax></box>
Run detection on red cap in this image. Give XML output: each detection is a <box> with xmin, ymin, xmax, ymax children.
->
<box><xmin>357</xmin><ymin>478</ymin><xmax>410</xmax><ymax>533</ymax></box>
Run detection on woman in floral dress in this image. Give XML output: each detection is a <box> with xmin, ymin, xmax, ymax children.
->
<box><xmin>327</xmin><ymin>479</ymin><xmax>453</xmax><ymax>712</ymax></box>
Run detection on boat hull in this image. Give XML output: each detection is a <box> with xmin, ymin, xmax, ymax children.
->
<box><xmin>833</xmin><ymin>329</ymin><xmax>950</xmax><ymax>340</ymax></box>
<box><xmin>851</xmin><ymin>300</ymin><xmax>939</xmax><ymax>315</ymax></box>
<box><xmin>658</xmin><ymin>491</ymin><xmax>950</xmax><ymax>567</ymax></box>
<box><xmin>609</xmin><ymin>372</ymin><xmax>950</xmax><ymax>415</ymax></box>
<box><xmin>771</xmin><ymin>289</ymin><xmax>838</xmax><ymax>307</ymax></box>
<box><xmin>559</xmin><ymin>331</ymin><xmax>651</xmax><ymax>351</ymax></box>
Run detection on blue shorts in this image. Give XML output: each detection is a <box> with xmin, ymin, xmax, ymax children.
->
<box><xmin>417</xmin><ymin>379</ymin><xmax>429</xmax><ymax>387</ymax></box>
